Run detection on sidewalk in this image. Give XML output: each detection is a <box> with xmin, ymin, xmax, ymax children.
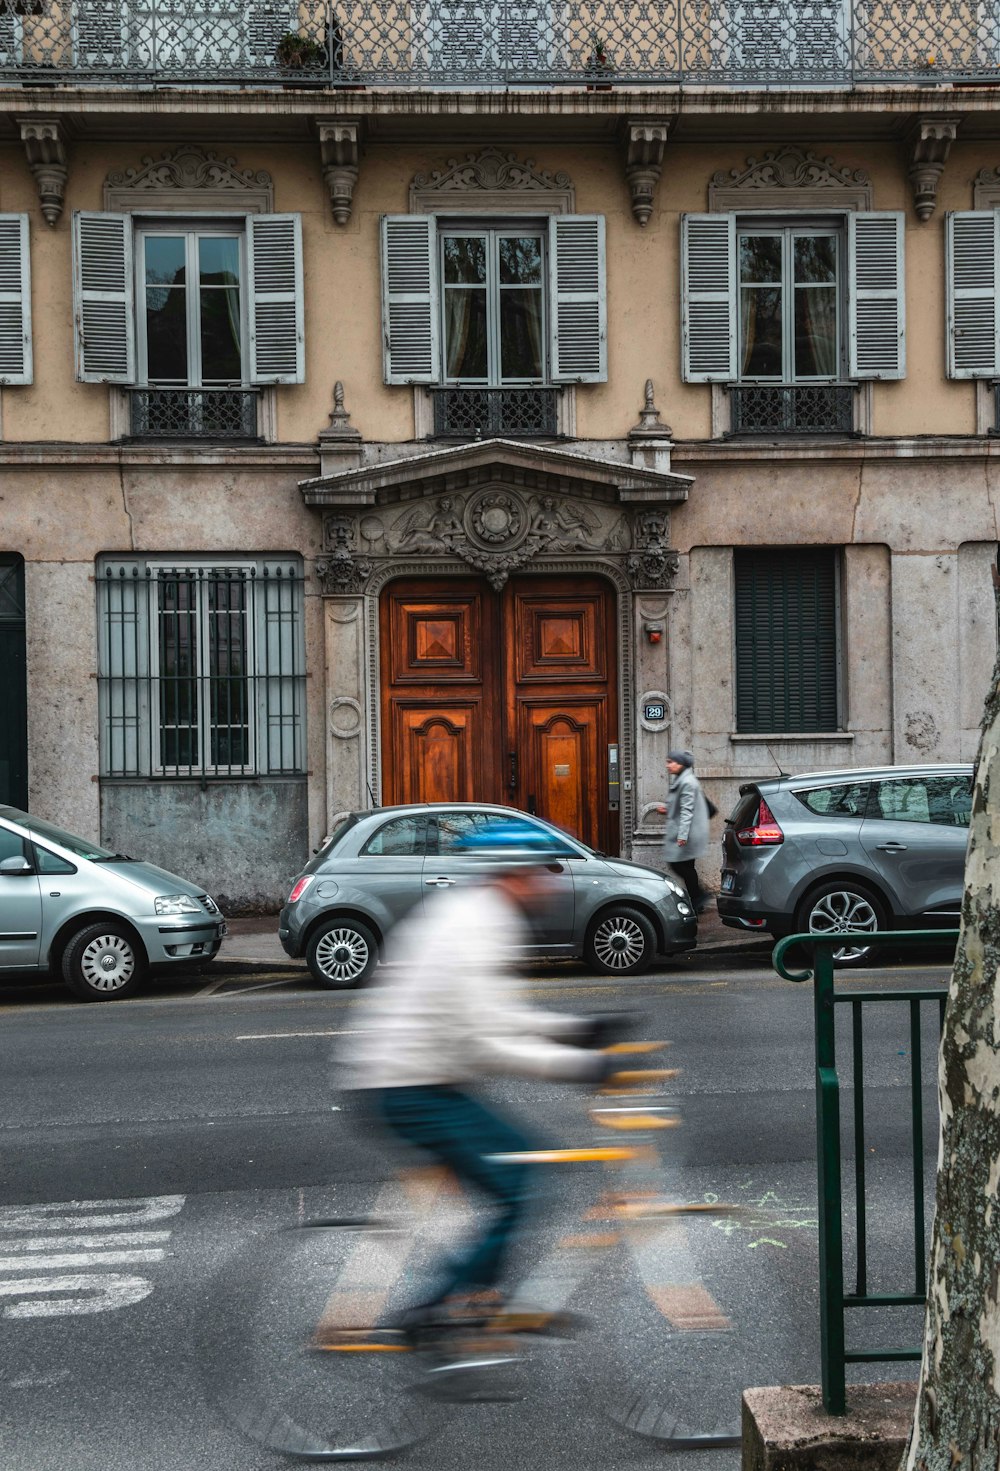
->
<box><xmin>214</xmin><ymin>906</ymin><xmax>774</xmax><ymax>973</ymax></box>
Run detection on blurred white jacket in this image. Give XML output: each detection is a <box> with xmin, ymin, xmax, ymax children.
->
<box><xmin>340</xmin><ymin>883</ymin><xmax>595</xmax><ymax>1089</ymax></box>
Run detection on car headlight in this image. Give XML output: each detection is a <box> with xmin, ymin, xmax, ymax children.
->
<box><xmin>664</xmin><ymin>877</ymin><xmax>686</xmax><ymax>898</ymax></box>
<box><xmin>154</xmin><ymin>894</ymin><xmax>202</xmax><ymax>916</ymax></box>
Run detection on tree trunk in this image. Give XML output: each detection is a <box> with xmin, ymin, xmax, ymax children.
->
<box><xmin>905</xmin><ymin>614</ymin><xmax>1000</xmax><ymax>1469</ymax></box>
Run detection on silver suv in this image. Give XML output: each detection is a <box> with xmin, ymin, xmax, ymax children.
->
<box><xmin>717</xmin><ymin>763</ymin><xmax>973</xmax><ymax>962</ymax></box>
<box><xmin>279</xmin><ymin>803</ymin><xmax>697</xmax><ymax>986</ymax></box>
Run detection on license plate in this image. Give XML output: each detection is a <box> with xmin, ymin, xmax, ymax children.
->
<box><xmin>217</xmin><ymin>921</ymin><xmax>228</xmax><ymax>938</ymax></box>
<box><xmin>721</xmin><ymin>872</ymin><xmax>735</xmax><ymax>892</ymax></box>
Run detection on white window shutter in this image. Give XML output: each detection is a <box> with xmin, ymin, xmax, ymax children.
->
<box><xmin>247</xmin><ymin>213</ymin><xmax>304</xmax><ymax>385</ymax></box>
<box><xmin>681</xmin><ymin>214</ymin><xmax>737</xmax><ymax>382</ymax></box>
<box><xmin>380</xmin><ymin>215</ymin><xmax>439</xmax><ymax>384</ymax></box>
<box><xmin>848</xmin><ymin>211</ymin><xmax>906</xmax><ymax>380</ymax></box>
<box><xmin>548</xmin><ymin>214</ymin><xmax>607</xmax><ymax>383</ymax></box>
<box><xmin>946</xmin><ymin>211</ymin><xmax>1000</xmax><ymax>379</ymax></box>
<box><xmin>72</xmin><ymin>211</ymin><xmax>135</xmax><ymax>384</ymax></box>
<box><xmin>0</xmin><ymin>214</ymin><xmax>32</xmax><ymax>385</ymax></box>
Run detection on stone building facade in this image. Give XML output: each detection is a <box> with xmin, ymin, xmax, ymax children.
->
<box><xmin>1</xmin><ymin>32</ymin><xmax>999</xmax><ymax>906</ymax></box>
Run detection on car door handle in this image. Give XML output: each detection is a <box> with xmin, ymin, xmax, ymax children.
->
<box><xmin>425</xmin><ymin>876</ymin><xmax>455</xmax><ymax>887</ymax></box>
<box><xmin>876</xmin><ymin>843</ymin><xmax>908</xmax><ymax>853</ymax></box>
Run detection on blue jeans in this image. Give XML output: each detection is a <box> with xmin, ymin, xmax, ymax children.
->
<box><xmin>378</xmin><ymin>1085</ymin><xmax>536</xmax><ymax>1305</ymax></box>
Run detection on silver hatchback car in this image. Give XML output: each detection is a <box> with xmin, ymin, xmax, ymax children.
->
<box><xmin>279</xmin><ymin>803</ymin><xmax>697</xmax><ymax>986</ymax></box>
<box><xmin>717</xmin><ymin>763</ymin><xmax>974</xmax><ymax>962</ymax></box>
<box><xmin>0</xmin><ymin>806</ymin><xmax>225</xmax><ymax>1001</ymax></box>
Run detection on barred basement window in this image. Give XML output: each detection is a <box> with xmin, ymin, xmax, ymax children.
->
<box><xmin>734</xmin><ymin>548</ymin><xmax>840</xmax><ymax>733</ymax></box>
<box><xmin>97</xmin><ymin>558</ymin><xmax>305</xmax><ymax>779</ymax></box>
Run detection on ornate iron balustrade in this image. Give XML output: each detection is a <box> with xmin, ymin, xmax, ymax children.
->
<box><xmin>127</xmin><ymin>388</ymin><xmax>260</xmax><ymax>441</ymax></box>
<box><xmin>728</xmin><ymin>384</ymin><xmax>857</xmax><ymax>436</ymax></box>
<box><xmin>431</xmin><ymin>386</ymin><xmax>560</xmax><ymax>440</ymax></box>
<box><xmin>2</xmin><ymin>1</ymin><xmax>1000</xmax><ymax>87</ymax></box>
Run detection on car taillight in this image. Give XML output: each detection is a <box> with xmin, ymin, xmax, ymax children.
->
<box><xmin>287</xmin><ymin>875</ymin><xmax>315</xmax><ymax>903</ymax></box>
<box><xmin>736</xmin><ymin>798</ymin><xmax>784</xmax><ymax>847</ymax></box>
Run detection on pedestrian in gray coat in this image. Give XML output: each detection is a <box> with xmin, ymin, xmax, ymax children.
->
<box><xmin>657</xmin><ymin>749</ymin><xmax>711</xmax><ymax>913</ymax></box>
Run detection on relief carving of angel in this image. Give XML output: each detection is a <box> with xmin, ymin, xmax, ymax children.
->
<box><xmin>393</xmin><ymin>496</ymin><xmax>465</xmax><ymax>554</ymax></box>
<box><xmin>530</xmin><ymin>495</ymin><xmax>601</xmax><ymax>551</ymax></box>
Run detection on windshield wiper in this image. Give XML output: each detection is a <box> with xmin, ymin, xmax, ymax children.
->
<box><xmin>92</xmin><ymin>852</ymin><xmax>134</xmax><ymax>862</ymax></box>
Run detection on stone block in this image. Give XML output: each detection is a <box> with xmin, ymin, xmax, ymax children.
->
<box><xmin>742</xmin><ymin>1383</ymin><xmax>916</xmax><ymax>1471</ymax></box>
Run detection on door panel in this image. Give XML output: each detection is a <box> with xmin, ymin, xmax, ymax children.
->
<box><xmin>381</xmin><ymin>573</ymin><xmax>617</xmax><ymax>852</ymax></box>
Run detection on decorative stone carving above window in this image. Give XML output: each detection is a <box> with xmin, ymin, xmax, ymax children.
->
<box><xmin>104</xmin><ymin>145</ymin><xmax>273</xmax><ymax>213</ymax></box>
<box><xmin>973</xmin><ymin>166</ymin><xmax>1000</xmax><ymax>209</ymax></box>
<box><xmin>409</xmin><ymin>147</ymin><xmax>575</xmax><ymax>214</ymax></box>
<box><xmin>708</xmin><ymin>146</ymin><xmax>872</xmax><ymax>212</ymax></box>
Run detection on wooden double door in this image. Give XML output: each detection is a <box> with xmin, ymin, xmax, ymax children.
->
<box><xmin>380</xmin><ymin>575</ymin><xmax>619</xmax><ymax>853</ymax></box>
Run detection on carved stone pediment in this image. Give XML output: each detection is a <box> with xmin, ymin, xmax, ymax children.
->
<box><xmin>708</xmin><ymin>146</ymin><xmax>872</xmax><ymax>212</ymax></box>
<box><xmin>104</xmin><ymin>145</ymin><xmax>273</xmax><ymax>212</ymax></box>
<box><xmin>410</xmin><ymin>147</ymin><xmax>575</xmax><ymax>214</ymax></box>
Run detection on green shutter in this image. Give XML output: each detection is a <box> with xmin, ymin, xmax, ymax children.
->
<box><xmin>734</xmin><ymin>549</ymin><xmax>839</xmax><ymax>733</ymax></box>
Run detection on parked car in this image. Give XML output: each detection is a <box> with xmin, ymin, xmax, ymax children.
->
<box><xmin>0</xmin><ymin>805</ymin><xmax>225</xmax><ymax>1001</ymax></box>
<box><xmin>279</xmin><ymin>803</ymin><xmax>697</xmax><ymax>987</ymax></box>
<box><xmin>717</xmin><ymin>763</ymin><xmax>973</xmax><ymax>963</ymax></box>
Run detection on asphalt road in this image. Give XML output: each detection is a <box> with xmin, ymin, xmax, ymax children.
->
<box><xmin>0</xmin><ymin>954</ymin><xmax>948</xmax><ymax>1471</ymax></box>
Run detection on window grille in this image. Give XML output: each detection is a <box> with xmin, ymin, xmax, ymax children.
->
<box><xmin>729</xmin><ymin>384</ymin><xmax>856</xmax><ymax>435</ymax></box>
<box><xmin>127</xmin><ymin>388</ymin><xmax>260</xmax><ymax>440</ymax></box>
<box><xmin>734</xmin><ymin>548</ymin><xmax>840</xmax><ymax>733</ymax></box>
<box><xmin>430</xmin><ymin>386</ymin><xmax>559</xmax><ymax>438</ymax></box>
<box><xmin>97</xmin><ymin>560</ymin><xmax>306</xmax><ymax>779</ymax></box>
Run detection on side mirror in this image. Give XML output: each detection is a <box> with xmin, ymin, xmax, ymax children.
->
<box><xmin>0</xmin><ymin>855</ymin><xmax>31</xmax><ymax>875</ymax></box>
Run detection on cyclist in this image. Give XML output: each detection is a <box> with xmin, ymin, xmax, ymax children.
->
<box><xmin>339</xmin><ymin>820</ymin><xmax>621</xmax><ymax>1340</ymax></box>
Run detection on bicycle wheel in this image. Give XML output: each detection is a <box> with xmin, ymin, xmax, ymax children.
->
<box><xmin>200</xmin><ymin>1218</ymin><xmax>453</xmax><ymax>1461</ymax></box>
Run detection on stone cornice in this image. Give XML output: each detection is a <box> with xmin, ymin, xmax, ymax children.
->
<box><xmin>0</xmin><ymin>443</ymin><xmax>320</xmax><ymax>470</ymax></box>
<box><xmin>672</xmin><ymin>435</ymin><xmax>1000</xmax><ymax>463</ymax></box>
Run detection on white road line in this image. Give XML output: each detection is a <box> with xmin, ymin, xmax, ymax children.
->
<box><xmin>0</xmin><ymin>1249</ymin><xmax>166</xmax><ymax>1272</ymax></box>
<box><xmin>0</xmin><ymin>1195</ymin><xmax>185</xmax><ymax>1232</ymax></box>
<box><xmin>235</xmin><ymin>1029</ymin><xmax>370</xmax><ymax>1041</ymax></box>
<box><xmin>0</xmin><ymin>1231</ymin><xmax>171</xmax><ymax>1252</ymax></box>
<box><xmin>0</xmin><ymin>1274</ymin><xmax>155</xmax><ymax>1318</ymax></box>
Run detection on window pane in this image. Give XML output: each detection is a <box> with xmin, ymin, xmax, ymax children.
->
<box><xmin>499</xmin><ymin>237</ymin><xmax>542</xmax><ymax>285</ymax></box>
<box><xmin>739</xmin><ymin>236</ymin><xmax>782</xmax><ymax>283</ymax></box>
<box><xmin>795</xmin><ymin>782</ymin><xmax>869</xmax><ymax>818</ymax></box>
<box><xmin>208</xmin><ymin>577</ymin><xmax>250</xmax><ymax>771</ymax></box>
<box><xmin>794</xmin><ymin>236</ymin><xmax>836</xmax><ymax>284</ymax></box>
<box><xmin>443</xmin><ymin>236</ymin><xmax>487</xmax><ymax>284</ymax></box>
<box><xmin>364</xmin><ymin>816</ymin><xmax>425</xmax><ymax>856</ymax></box>
<box><xmin>158</xmin><ymin>576</ymin><xmax>199</xmax><ymax>769</ymax></box>
<box><xmin>146</xmin><ymin>289</ymin><xmax>188</xmax><ymax>382</ymax></box>
<box><xmin>445</xmin><ymin>288</ymin><xmax>488</xmax><ymax>378</ymax></box>
<box><xmin>200</xmin><ymin>288</ymin><xmax>242</xmax><ymax>382</ymax></box>
<box><xmin>875</xmin><ymin>776</ymin><xmax>973</xmax><ymax>827</ymax></box>
<box><xmin>794</xmin><ymin>288</ymin><xmax>838</xmax><ymax>377</ymax></box>
<box><xmin>144</xmin><ymin>236</ymin><xmax>186</xmax><ymax>287</ymax></box>
<box><xmin>500</xmin><ymin>289</ymin><xmax>544</xmax><ymax>379</ymax></box>
<box><xmin>199</xmin><ymin>236</ymin><xmax>240</xmax><ymax>287</ymax></box>
<box><xmin>740</xmin><ymin>287</ymin><xmax>782</xmax><ymax>376</ymax></box>
<box><xmin>0</xmin><ymin>828</ymin><xmax>28</xmax><ymax>866</ymax></box>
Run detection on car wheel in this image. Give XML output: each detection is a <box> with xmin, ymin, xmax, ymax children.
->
<box><xmin>306</xmin><ymin>918</ymin><xmax>378</xmax><ymax>989</ymax></box>
<box><xmin>61</xmin><ymin>922</ymin><xmax>146</xmax><ymax>1001</ymax></box>
<box><xmin>586</xmin><ymin>906</ymin><xmax>656</xmax><ymax>977</ymax></box>
<box><xmin>796</xmin><ymin>882</ymin><xmax>887</xmax><ymax>968</ymax></box>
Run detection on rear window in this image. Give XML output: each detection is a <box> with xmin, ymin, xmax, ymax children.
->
<box><xmin>304</xmin><ymin>814</ymin><xmax>359</xmax><ymax>873</ymax></box>
<box><xmin>793</xmin><ymin>781</ymin><xmax>870</xmax><ymax>818</ymax></box>
<box><xmin>728</xmin><ymin>790</ymin><xmax>762</xmax><ymax>827</ymax></box>
<box><xmin>362</xmin><ymin>815</ymin><xmax>426</xmax><ymax>856</ymax></box>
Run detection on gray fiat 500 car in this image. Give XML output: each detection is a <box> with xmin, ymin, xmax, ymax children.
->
<box><xmin>0</xmin><ymin>805</ymin><xmax>225</xmax><ymax>1001</ymax></box>
<box><xmin>279</xmin><ymin>803</ymin><xmax>697</xmax><ymax>987</ymax></box>
<box><xmin>717</xmin><ymin>763</ymin><xmax>973</xmax><ymax>962</ymax></box>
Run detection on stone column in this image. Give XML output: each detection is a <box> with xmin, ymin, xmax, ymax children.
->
<box><xmin>323</xmin><ymin>597</ymin><xmax>369</xmax><ymax>830</ymax></box>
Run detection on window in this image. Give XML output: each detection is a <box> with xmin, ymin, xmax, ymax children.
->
<box><xmin>138</xmin><ymin>228</ymin><xmax>245</xmax><ymax>389</ymax></box>
<box><xmin>34</xmin><ymin>847</ymin><xmax>77</xmax><ymax>876</ymax></box>
<box><xmin>0</xmin><ymin>828</ymin><xmax>28</xmax><ymax>867</ymax></box>
<box><xmin>97</xmin><ymin>558</ymin><xmax>305</xmax><ymax>780</ymax></box>
<box><xmin>363</xmin><ymin>816</ymin><xmax>427</xmax><ymax>856</ymax></box>
<box><xmin>734</xmin><ymin>549</ymin><xmax>840</xmax><ymax>733</ymax></box>
<box><xmin>71</xmin><ymin>211</ymin><xmax>304</xmax><ymax>437</ymax></box>
<box><xmin>433</xmin><ymin>811</ymin><xmax>545</xmax><ymax>853</ymax></box>
<box><xmin>681</xmin><ymin>212</ymin><xmax>905</xmax><ymax>411</ymax></box>
<box><xmin>0</xmin><ymin>214</ymin><xmax>32</xmax><ymax>386</ymax></box>
<box><xmin>874</xmin><ymin>776</ymin><xmax>973</xmax><ymax>827</ymax></box>
<box><xmin>381</xmin><ymin>214</ymin><xmax>606</xmax><ymax>388</ymax></box>
<box><xmin>794</xmin><ymin>781</ymin><xmax>869</xmax><ymax>817</ymax></box>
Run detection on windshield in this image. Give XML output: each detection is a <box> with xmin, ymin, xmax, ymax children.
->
<box><xmin>303</xmin><ymin>813</ymin><xmax>359</xmax><ymax>873</ymax></box>
<box><xmin>0</xmin><ymin>809</ymin><xmax>120</xmax><ymax>861</ymax></box>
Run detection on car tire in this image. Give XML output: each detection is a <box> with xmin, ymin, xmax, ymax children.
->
<box><xmin>61</xmin><ymin>922</ymin><xmax>146</xmax><ymax>1001</ymax></box>
<box><xmin>796</xmin><ymin>881</ymin><xmax>888</xmax><ymax>968</ymax></box>
<box><xmin>586</xmin><ymin>906</ymin><xmax>657</xmax><ymax>977</ymax></box>
<box><xmin>306</xmin><ymin>917</ymin><xmax>379</xmax><ymax>989</ymax></box>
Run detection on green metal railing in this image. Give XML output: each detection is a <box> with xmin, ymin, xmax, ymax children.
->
<box><xmin>773</xmin><ymin>930</ymin><xmax>956</xmax><ymax>1415</ymax></box>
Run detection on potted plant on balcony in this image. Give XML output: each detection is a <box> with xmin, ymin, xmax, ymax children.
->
<box><xmin>276</xmin><ymin>30</ymin><xmax>325</xmax><ymax>75</ymax></box>
<box><xmin>585</xmin><ymin>31</ymin><xmax>614</xmax><ymax>88</ymax></box>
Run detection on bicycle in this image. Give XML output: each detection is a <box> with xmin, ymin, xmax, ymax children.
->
<box><xmin>203</xmin><ymin>1044</ymin><xmax>746</xmax><ymax>1461</ymax></box>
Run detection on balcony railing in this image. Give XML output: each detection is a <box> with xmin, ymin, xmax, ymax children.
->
<box><xmin>431</xmin><ymin>386</ymin><xmax>560</xmax><ymax>440</ymax></box>
<box><xmin>728</xmin><ymin>384</ymin><xmax>857</xmax><ymax>436</ymax></box>
<box><xmin>127</xmin><ymin>387</ymin><xmax>260</xmax><ymax>441</ymax></box>
<box><xmin>3</xmin><ymin>1</ymin><xmax>1000</xmax><ymax>88</ymax></box>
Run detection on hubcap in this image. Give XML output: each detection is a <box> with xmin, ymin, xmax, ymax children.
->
<box><xmin>314</xmin><ymin>927</ymin><xmax>370</xmax><ymax>985</ymax></box>
<box><xmin>592</xmin><ymin>916</ymin><xmax>646</xmax><ymax>972</ymax></box>
<box><xmin>808</xmin><ymin>891</ymin><xmax>879</xmax><ymax>962</ymax></box>
<box><xmin>79</xmin><ymin>934</ymin><xmax>136</xmax><ymax>992</ymax></box>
